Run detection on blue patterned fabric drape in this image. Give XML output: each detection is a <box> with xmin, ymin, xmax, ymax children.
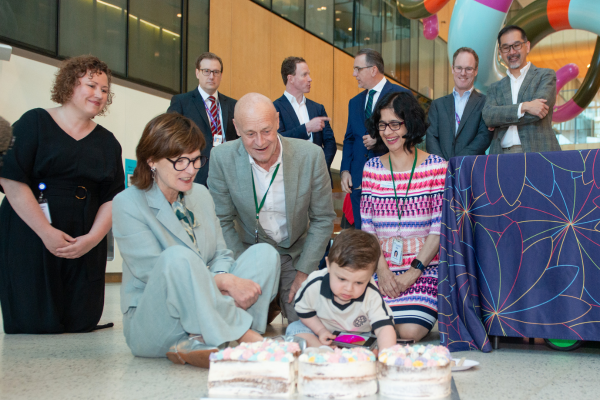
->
<box><xmin>438</xmin><ymin>150</ymin><xmax>600</xmax><ymax>352</ymax></box>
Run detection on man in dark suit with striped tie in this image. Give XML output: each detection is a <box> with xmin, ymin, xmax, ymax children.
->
<box><xmin>167</xmin><ymin>52</ymin><xmax>238</xmax><ymax>186</ymax></box>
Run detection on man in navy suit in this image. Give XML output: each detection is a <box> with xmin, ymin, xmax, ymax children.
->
<box><xmin>273</xmin><ymin>57</ymin><xmax>337</xmax><ymax>181</ymax></box>
<box><xmin>340</xmin><ymin>48</ymin><xmax>412</xmax><ymax>229</ymax></box>
<box><xmin>167</xmin><ymin>52</ymin><xmax>237</xmax><ymax>187</ymax></box>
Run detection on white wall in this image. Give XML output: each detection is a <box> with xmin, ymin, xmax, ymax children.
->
<box><xmin>0</xmin><ymin>50</ymin><xmax>172</xmax><ymax>273</ymax></box>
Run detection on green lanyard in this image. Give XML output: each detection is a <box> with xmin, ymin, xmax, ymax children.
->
<box><xmin>390</xmin><ymin>148</ymin><xmax>418</xmax><ymax>228</ymax></box>
<box><xmin>251</xmin><ymin>163</ymin><xmax>281</xmax><ymax>243</ymax></box>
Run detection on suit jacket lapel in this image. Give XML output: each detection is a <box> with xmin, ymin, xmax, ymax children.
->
<box><xmin>281</xmin><ymin>96</ymin><xmax>302</xmax><ymax>126</ymax></box>
<box><xmin>192</xmin><ymin>90</ymin><xmax>211</xmax><ymax>133</ymax></box>
<box><xmin>444</xmin><ymin>94</ymin><xmax>456</xmax><ymax>136</ymax></box>
<box><xmin>502</xmin><ymin>76</ymin><xmax>513</xmax><ymax>107</ymax></box>
<box><xmin>517</xmin><ymin>65</ymin><xmax>537</xmax><ymax>104</ymax></box>
<box><xmin>145</xmin><ymin>184</ymin><xmax>198</xmax><ymax>253</ymax></box>
<box><xmin>456</xmin><ymin>91</ymin><xmax>480</xmax><ymax>138</ymax></box>
<box><xmin>358</xmin><ymin>90</ymin><xmax>368</xmax><ymax>128</ymax></box>
<box><xmin>306</xmin><ymin>99</ymin><xmax>316</xmax><ymax>120</ymax></box>
<box><xmin>281</xmin><ymin>137</ymin><xmax>298</xmax><ymax>244</ymax></box>
<box><xmin>235</xmin><ymin>143</ymin><xmax>268</xmax><ymax>238</ymax></box>
<box><xmin>218</xmin><ymin>93</ymin><xmax>229</xmax><ymax>134</ymax></box>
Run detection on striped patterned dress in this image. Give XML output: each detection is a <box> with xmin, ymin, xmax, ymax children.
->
<box><xmin>360</xmin><ymin>154</ymin><xmax>447</xmax><ymax>330</ymax></box>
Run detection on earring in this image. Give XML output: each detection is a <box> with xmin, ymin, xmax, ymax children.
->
<box><xmin>150</xmin><ymin>166</ymin><xmax>156</xmax><ymax>180</ymax></box>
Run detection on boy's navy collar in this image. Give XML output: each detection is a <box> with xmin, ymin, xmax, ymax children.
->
<box><xmin>321</xmin><ymin>272</ymin><xmax>367</xmax><ymax>310</ymax></box>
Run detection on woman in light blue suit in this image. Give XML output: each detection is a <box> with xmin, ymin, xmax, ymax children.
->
<box><xmin>112</xmin><ymin>113</ymin><xmax>280</xmax><ymax>368</ymax></box>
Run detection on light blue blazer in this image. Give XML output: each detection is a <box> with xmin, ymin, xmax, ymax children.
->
<box><xmin>112</xmin><ymin>182</ymin><xmax>234</xmax><ymax>314</ymax></box>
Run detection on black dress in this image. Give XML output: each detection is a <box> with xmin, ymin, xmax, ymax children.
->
<box><xmin>0</xmin><ymin>108</ymin><xmax>125</xmax><ymax>333</ymax></box>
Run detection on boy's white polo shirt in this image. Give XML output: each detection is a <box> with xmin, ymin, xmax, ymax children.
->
<box><xmin>294</xmin><ymin>268</ymin><xmax>394</xmax><ymax>333</ymax></box>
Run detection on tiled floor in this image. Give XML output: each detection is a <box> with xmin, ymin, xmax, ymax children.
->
<box><xmin>1</xmin><ymin>283</ymin><xmax>599</xmax><ymax>399</ymax></box>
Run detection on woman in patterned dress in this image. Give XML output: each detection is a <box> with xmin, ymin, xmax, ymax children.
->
<box><xmin>361</xmin><ymin>92</ymin><xmax>448</xmax><ymax>342</ymax></box>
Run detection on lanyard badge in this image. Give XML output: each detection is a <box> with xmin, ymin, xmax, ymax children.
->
<box><xmin>251</xmin><ymin>164</ymin><xmax>281</xmax><ymax>243</ymax></box>
<box><xmin>389</xmin><ymin>149</ymin><xmax>418</xmax><ymax>265</ymax></box>
<box><xmin>37</xmin><ymin>182</ymin><xmax>52</xmax><ymax>224</ymax></box>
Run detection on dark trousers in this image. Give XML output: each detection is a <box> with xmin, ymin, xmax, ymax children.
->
<box><xmin>350</xmin><ymin>188</ymin><xmax>362</xmax><ymax>230</ymax></box>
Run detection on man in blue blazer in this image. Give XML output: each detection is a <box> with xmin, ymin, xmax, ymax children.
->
<box><xmin>273</xmin><ymin>57</ymin><xmax>337</xmax><ymax>183</ymax></box>
<box><xmin>167</xmin><ymin>52</ymin><xmax>238</xmax><ymax>187</ymax></box>
<box><xmin>340</xmin><ymin>48</ymin><xmax>412</xmax><ymax>229</ymax></box>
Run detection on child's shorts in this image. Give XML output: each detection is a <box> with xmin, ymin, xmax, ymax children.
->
<box><xmin>285</xmin><ymin>320</ymin><xmax>315</xmax><ymax>336</ymax></box>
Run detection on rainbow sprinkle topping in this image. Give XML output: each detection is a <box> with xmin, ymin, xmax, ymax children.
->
<box><xmin>299</xmin><ymin>347</ymin><xmax>375</xmax><ymax>364</ymax></box>
<box><xmin>378</xmin><ymin>344</ymin><xmax>451</xmax><ymax>368</ymax></box>
<box><xmin>209</xmin><ymin>339</ymin><xmax>300</xmax><ymax>363</ymax></box>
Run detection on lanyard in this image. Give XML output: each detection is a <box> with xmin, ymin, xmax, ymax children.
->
<box><xmin>455</xmin><ymin>112</ymin><xmax>461</xmax><ymax>126</ymax></box>
<box><xmin>390</xmin><ymin>148</ymin><xmax>418</xmax><ymax>228</ymax></box>
<box><xmin>202</xmin><ymin>97</ymin><xmax>221</xmax><ymax>135</ymax></box>
<box><xmin>251</xmin><ymin>164</ymin><xmax>281</xmax><ymax>243</ymax></box>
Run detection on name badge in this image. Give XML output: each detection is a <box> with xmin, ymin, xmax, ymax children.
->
<box><xmin>40</xmin><ymin>201</ymin><xmax>52</xmax><ymax>224</ymax></box>
<box><xmin>390</xmin><ymin>238</ymin><xmax>403</xmax><ymax>264</ymax></box>
<box><xmin>379</xmin><ymin>181</ymin><xmax>395</xmax><ymax>189</ymax></box>
<box><xmin>213</xmin><ymin>134</ymin><xmax>223</xmax><ymax>147</ymax></box>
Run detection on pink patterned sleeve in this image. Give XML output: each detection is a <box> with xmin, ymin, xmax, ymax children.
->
<box><xmin>428</xmin><ymin>161</ymin><xmax>448</xmax><ymax>236</ymax></box>
<box><xmin>360</xmin><ymin>162</ymin><xmax>376</xmax><ymax>235</ymax></box>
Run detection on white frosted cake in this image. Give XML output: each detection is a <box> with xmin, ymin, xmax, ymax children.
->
<box><xmin>378</xmin><ymin>344</ymin><xmax>452</xmax><ymax>399</ymax></box>
<box><xmin>208</xmin><ymin>339</ymin><xmax>300</xmax><ymax>397</ymax></box>
<box><xmin>298</xmin><ymin>347</ymin><xmax>377</xmax><ymax>398</ymax></box>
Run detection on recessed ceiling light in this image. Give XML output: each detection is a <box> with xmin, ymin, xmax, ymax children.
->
<box><xmin>588</xmin><ymin>64</ymin><xmax>591</xmax><ymax>68</ymax></box>
<box><xmin>348</xmin><ymin>27</ymin><xmax>352</xmax><ymax>31</ymax></box>
<box><xmin>177</xmin><ymin>13</ymin><xmax>181</xmax><ymax>17</ymax></box>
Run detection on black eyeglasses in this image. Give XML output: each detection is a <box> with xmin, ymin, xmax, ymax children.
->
<box><xmin>198</xmin><ymin>68</ymin><xmax>222</xmax><ymax>76</ymax></box>
<box><xmin>500</xmin><ymin>41</ymin><xmax>525</xmax><ymax>53</ymax></box>
<box><xmin>378</xmin><ymin>121</ymin><xmax>405</xmax><ymax>132</ymax></box>
<box><xmin>167</xmin><ymin>155</ymin><xmax>208</xmax><ymax>171</ymax></box>
<box><xmin>353</xmin><ymin>65</ymin><xmax>373</xmax><ymax>73</ymax></box>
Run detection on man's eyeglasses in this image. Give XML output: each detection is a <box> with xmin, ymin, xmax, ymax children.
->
<box><xmin>378</xmin><ymin>121</ymin><xmax>405</xmax><ymax>132</ymax></box>
<box><xmin>198</xmin><ymin>69</ymin><xmax>222</xmax><ymax>76</ymax></box>
<box><xmin>499</xmin><ymin>41</ymin><xmax>525</xmax><ymax>53</ymax></box>
<box><xmin>453</xmin><ymin>66</ymin><xmax>476</xmax><ymax>74</ymax></box>
<box><xmin>167</xmin><ymin>155</ymin><xmax>208</xmax><ymax>171</ymax></box>
<box><xmin>353</xmin><ymin>65</ymin><xmax>374</xmax><ymax>73</ymax></box>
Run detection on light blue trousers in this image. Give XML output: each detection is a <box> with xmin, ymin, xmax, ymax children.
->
<box><xmin>123</xmin><ymin>244</ymin><xmax>280</xmax><ymax>358</ymax></box>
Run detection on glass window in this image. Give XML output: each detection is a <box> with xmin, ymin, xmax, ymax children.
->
<box><xmin>409</xmin><ymin>19</ymin><xmax>419</xmax><ymax>91</ymax></box>
<box><xmin>306</xmin><ymin>0</ymin><xmax>334</xmax><ymax>43</ymax></box>
<box><xmin>187</xmin><ymin>0</ymin><xmax>210</xmax><ymax>92</ymax></box>
<box><xmin>355</xmin><ymin>0</ymin><xmax>382</xmax><ymax>54</ymax></box>
<box><xmin>59</xmin><ymin>0</ymin><xmax>127</xmax><ymax>75</ymax></box>
<box><xmin>417</xmin><ymin>22</ymin><xmax>434</xmax><ymax>99</ymax></box>
<box><xmin>381</xmin><ymin>1</ymin><xmax>410</xmax><ymax>86</ymax></box>
<box><xmin>0</xmin><ymin>0</ymin><xmax>57</xmax><ymax>53</ymax></box>
<box><xmin>252</xmin><ymin>0</ymin><xmax>272</xmax><ymax>7</ymax></box>
<box><xmin>273</xmin><ymin>0</ymin><xmax>305</xmax><ymax>27</ymax></box>
<box><xmin>434</xmin><ymin>37</ymin><xmax>448</xmax><ymax>99</ymax></box>
<box><xmin>334</xmin><ymin>0</ymin><xmax>354</xmax><ymax>50</ymax></box>
<box><xmin>128</xmin><ymin>0</ymin><xmax>182</xmax><ymax>92</ymax></box>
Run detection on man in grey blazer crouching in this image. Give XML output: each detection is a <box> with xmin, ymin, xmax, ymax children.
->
<box><xmin>208</xmin><ymin>93</ymin><xmax>336</xmax><ymax>323</ymax></box>
<box><xmin>483</xmin><ymin>25</ymin><xmax>561</xmax><ymax>154</ymax></box>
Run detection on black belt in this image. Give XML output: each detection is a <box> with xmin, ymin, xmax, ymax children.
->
<box><xmin>36</xmin><ymin>182</ymin><xmax>99</xmax><ymax>200</ymax></box>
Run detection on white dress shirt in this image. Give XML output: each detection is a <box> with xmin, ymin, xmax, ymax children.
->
<box><xmin>364</xmin><ymin>77</ymin><xmax>388</xmax><ymax>112</ymax></box>
<box><xmin>452</xmin><ymin>87</ymin><xmax>473</xmax><ymax>135</ymax></box>
<box><xmin>283</xmin><ymin>91</ymin><xmax>313</xmax><ymax>143</ymax></box>
<box><xmin>198</xmin><ymin>86</ymin><xmax>226</xmax><ymax>142</ymax></box>
<box><xmin>249</xmin><ymin>137</ymin><xmax>288</xmax><ymax>243</ymax></box>
<box><xmin>501</xmin><ymin>62</ymin><xmax>531</xmax><ymax>148</ymax></box>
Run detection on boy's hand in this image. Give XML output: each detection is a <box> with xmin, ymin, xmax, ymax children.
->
<box><xmin>317</xmin><ymin>329</ymin><xmax>336</xmax><ymax>346</ymax></box>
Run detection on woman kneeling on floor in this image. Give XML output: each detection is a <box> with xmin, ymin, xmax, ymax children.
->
<box><xmin>112</xmin><ymin>113</ymin><xmax>280</xmax><ymax>368</ymax></box>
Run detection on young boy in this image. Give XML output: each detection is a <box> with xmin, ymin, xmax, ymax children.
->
<box><xmin>286</xmin><ymin>229</ymin><xmax>397</xmax><ymax>350</ymax></box>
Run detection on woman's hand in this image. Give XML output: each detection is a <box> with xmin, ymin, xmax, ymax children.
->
<box><xmin>40</xmin><ymin>227</ymin><xmax>77</xmax><ymax>257</ymax></box>
<box><xmin>394</xmin><ymin>268</ymin><xmax>421</xmax><ymax>294</ymax></box>
<box><xmin>56</xmin><ymin>234</ymin><xmax>99</xmax><ymax>259</ymax></box>
<box><xmin>377</xmin><ymin>265</ymin><xmax>401</xmax><ymax>299</ymax></box>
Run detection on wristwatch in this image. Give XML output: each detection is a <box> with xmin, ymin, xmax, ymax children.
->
<box><xmin>411</xmin><ymin>259</ymin><xmax>426</xmax><ymax>272</ymax></box>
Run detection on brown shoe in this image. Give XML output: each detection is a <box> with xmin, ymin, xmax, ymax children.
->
<box><xmin>267</xmin><ymin>297</ymin><xmax>282</xmax><ymax>325</ymax></box>
<box><xmin>166</xmin><ymin>336</ymin><xmax>219</xmax><ymax>368</ymax></box>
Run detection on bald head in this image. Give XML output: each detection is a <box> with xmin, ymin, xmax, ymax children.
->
<box><xmin>233</xmin><ymin>93</ymin><xmax>281</xmax><ymax>170</ymax></box>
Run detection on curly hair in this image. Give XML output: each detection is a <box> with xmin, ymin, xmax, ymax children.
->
<box><xmin>366</xmin><ymin>91</ymin><xmax>428</xmax><ymax>154</ymax></box>
<box><xmin>51</xmin><ymin>55</ymin><xmax>113</xmax><ymax>116</ymax></box>
<box><xmin>131</xmin><ymin>113</ymin><xmax>206</xmax><ymax>191</ymax></box>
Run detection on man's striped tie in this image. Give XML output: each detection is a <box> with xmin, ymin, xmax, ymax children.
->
<box><xmin>207</xmin><ymin>95</ymin><xmax>222</xmax><ymax>137</ymax></box>
<box><xmin>365</xmin><ymin>89</ymin><xmax>377</xmax><ymax>120</ymax></box>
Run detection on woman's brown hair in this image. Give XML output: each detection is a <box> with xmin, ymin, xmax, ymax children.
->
<box><xmin>51</xmin><ymin>55</ymin><xmax>114</xmax><ymax>116</ymax></box>
<box><xmin>131</xmin><ymin>113</ymin><xmax>206</xmax><ymax>190</ymax></box>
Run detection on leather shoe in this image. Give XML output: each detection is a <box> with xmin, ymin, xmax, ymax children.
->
<box><xmin>166</xmin><ymin>335</ymin><xmax>224</xmax><ymax>368</ymax></box>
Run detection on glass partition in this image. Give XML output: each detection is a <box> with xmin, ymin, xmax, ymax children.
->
<box><xmin>0</xmin><ymin>0</ymin><xmax>57</xmax><ymax>53</ymax></box>
<box><xmin>306</xmin><ymin>0</ymin><xmax>334</xmax><ymax>43</ymax></box>
<box><xmin>273</xmin><ymin>0</ymin><xmax>305</xmax><ymax>27</ymax></box>
<box><xmin>187</xmin><ymin>0</ymin><xmax>210</xmax><ymax>92</ymax></box>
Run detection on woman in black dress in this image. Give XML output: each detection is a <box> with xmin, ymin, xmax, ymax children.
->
<box><xmin>0</xmin><ymin>56</ymin><xmax>125</xmax><ymax>333</ymax></box>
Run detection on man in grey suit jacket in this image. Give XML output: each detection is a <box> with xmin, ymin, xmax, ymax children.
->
<box><xmin>208</xmin><ymin>93</ymin><xmax>336</xmax><ymax>322</ymax></box>
<box><xmin>168</xmin><ymin>52</ymin><xmax>238</xmax><ymax>186</ymax></box>
<box><xmin>483</xmin><ymin>25</ymin><xmax>561</xmax><ymax>154</ymax></box>
<box><xmin>427</xmin><ymin>47</ymin><xmax>492</xmax><ymax>160</ymax></box>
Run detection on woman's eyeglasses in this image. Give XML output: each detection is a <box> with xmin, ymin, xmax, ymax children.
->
<box><xmin>167</xmin><ymin>155</ymin><xmax>208</xmax><ymax>171</ymax></box>
<box><xmin>377</xmin><ymin>121</ymin><xmax>405</xmax><ymax>132</ymax></box>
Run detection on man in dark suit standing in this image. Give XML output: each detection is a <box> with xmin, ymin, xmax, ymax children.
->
<box><xmin>340</xmin><ymin>48</ymin><xmax>412</xmax><ymax>229</ymax></box>
<box><xmin>273</xmin><ymin>57</ymin><xmax>337</xmax><ymax>181</ymax></box>
<box><xmin>483</xmin><ymin>25</ymin><xmax>561</xmax><ymax>154</ymax></box>
<box><xmin>167</xmin><ymin>52</ymin><xmax>238</xmax><ymax>186</ymax></box>
<box><xmin>426</xmin><ymin>47</ymin><xmax>492</xmax><ymax>161</ymax></box>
